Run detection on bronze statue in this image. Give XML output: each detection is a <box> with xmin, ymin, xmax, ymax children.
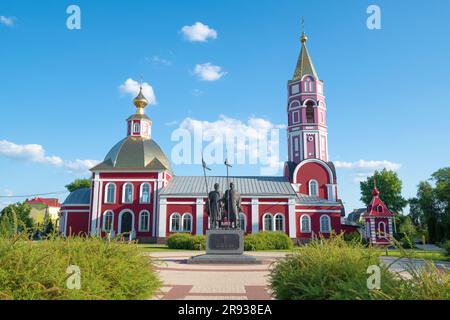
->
<box><xmin>222</xmin><ymin>182</ymin><xmax>241</xmax><ymax>229</ymax></box>
<box><xmin>207</xmin><ymin>183</ymin><xmax>222</xmax><ymax>229</ymax></box>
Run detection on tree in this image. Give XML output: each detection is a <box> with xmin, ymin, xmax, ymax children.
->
<box><xmin>0</xmin><ymin>202</ymin><xmax>33</xmax><ymax>236</ymax></box>
<box><xmin>410</xmin><ymin>168</ymin><xmax>450</xmax><ymax>244</ymax></box>
<box><xmin>65</xmin><ymin>178</ymin><xmax>91</xmax><ymax>192</ymax></box>
<box><xmin>360</xmin><ymin>169</ymin><xmax>407</xmax><ymax>214</ymax></box>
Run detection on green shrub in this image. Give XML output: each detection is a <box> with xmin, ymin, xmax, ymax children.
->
<box><xmin>444</xmin><ymin>240</ymin><xmax>450</xmax><ymax>256</ymax></box>
<box><xmin>268</xmin><ymin>235</ymin><xmax>450</xmax><ymax>300</ymax></box>
<box><xmin>244</xmin><ymin>232</ymin><xmax>293</xmax><ymax>251</ymax></box>
<box><xmin>166</xmin><ymin>233</ymin><xmax>205</xmax><ymax>250</ymax></box>
<box><xmin>343</xmin><ymin>231</ymin><xmax>362</xmax><ymax>243</ymax></box>
<box><xmin>0</xmin><ymin>234</ymin><xmax>161</xmax><ymax>300</ymax></box>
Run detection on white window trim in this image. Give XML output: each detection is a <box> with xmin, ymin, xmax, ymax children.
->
<box><xmin>104</xmin><ymin>183</ymin><xmax>116</xmax><ymax>204</ymax></box>
<box><xmin>169</xmin><ymin>212</ymin><xmax>182</xmax><ymax>232</ymax></box>
<box><xmin>320</xmin><ymin>214</ymin><xmax>331</xmax><ymax>233</ymax></box>
<box><xmin>274</xmin><ymin>213</ymin><xmax>285</xmax><ymax>232</ymax></box>
<box><xmin>292</xmin><ymin>110</ymin><xmax>300</xmax><ymax>124</ymax></box>
<box><xmin>300</xmin><ymin>214</ymin><xmax>311</xmax><ymax>233</ymax></box>
<box><xmin>138</xmin><ymin>210</ymin><xmax>150</xmax><ymax>232</ymax></box>
<box><xmin>378</xmin><ymin>221</ymin><xmax>387</xmax><ymax>239</ymax></box>
<box><xmin>103</xmin><ymin>210</ymin><xmax>114</xmax><ymax>232</ymax></box>
<box><xmin>122</xmin><ymin>183</ymin><xmax>133</xmax><ymax>204</ymax></box>
<box><xmin>139</xmin><ymin>183</ymin><xmax>151</xmax><ymax>204</ymax></box>
<box><xmin>182</xmin><ymin>213</ymin><xmax>193</xmax><ymax>232</ymax></box>
<box><xmin>309</xmin><ymin>179</ymin><xmax>319</xmax><ymax>197</ymax></box>
<box><xmin>262</xmin><ymin>213</ymin><xmax>274</xmax><ymax>231</ymax></box>
<box><xmin>133</xmin><ymin>122</ymin><xmax>140</xmax><ymax>133</ymax></box>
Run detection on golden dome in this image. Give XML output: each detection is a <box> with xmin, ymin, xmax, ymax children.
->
<box><xmin>133</xmin><ymin>86</ymin><xmax>149</xmax><ymax>114</ymax></box>
<box><xmin>300</xmin><ymin>31</ymin><xmax>308</xmax><ymax>44</ymax></box>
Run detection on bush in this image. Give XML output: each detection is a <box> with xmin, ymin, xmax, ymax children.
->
<box><xmin>343</xmin><ymin>231</ymin><xmax>362</xmax><ymax>243</ymax></box>
<box><xmin>244</xmin><ymin>232</ymin><xmax>293</xmax><ymax>251</ymax></box>
<box><xmin>166</xmin><ymin>233</ymin><xmax>205</xmax><ymax>250</ymax></box>
<box><xmin>444</xmin><ymin>240</ymin><xmax>450</xmax><ymax>256</ymax></box>
<box><xmin>268</xmin><ymin>235</ymin><xmax>450</xmax><ymax>300</ymax></box>
<box><xmin>0</xmin><ymin>234</ymin><xmax>161</xmax><ymax>300</ymax></box>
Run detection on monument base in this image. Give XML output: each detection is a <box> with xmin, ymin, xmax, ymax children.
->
<box><xmin>187</xmin><ymin>229</ymin><xmax>261</xmax><ymax>264</ymax></box>
<box><xmin>187</xmin><ymin>253</ymin><xmax>261</xmax><ymax>264</ymax></box>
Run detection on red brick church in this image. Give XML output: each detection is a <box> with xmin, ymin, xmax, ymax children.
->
<box><xmin>60</xmin><ymin>31</ymin><xmax>357</xmax><ymax>243</ymax></box>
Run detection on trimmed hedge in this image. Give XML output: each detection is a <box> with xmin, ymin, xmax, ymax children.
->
<box><xmin>0</xmin><ymin>235</ymin><xmax>161</xmax><ymax>300</ymax></box>
<box><xmin>244</xmin><ymin>232</ymin><xmax>293</xmax><ymax>251</ymax></box>
<box><xmin>167</xmin><ymin>233</ymin><xmax>206</xmax><ymax>250</ymax></box>
<box><xmin>167</xmin><ymin>232</ymin><xmax>293</xmax><ymax>251</ymax></box>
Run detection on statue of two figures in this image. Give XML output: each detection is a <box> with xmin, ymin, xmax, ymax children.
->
<box><xmin>206</xmin><ymin>182</ymin><xmax>242</xmax><ymax>229</ymax></box>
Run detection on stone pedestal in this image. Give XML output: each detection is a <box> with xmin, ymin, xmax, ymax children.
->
<box><xmin>188</xmin><ymin>229</ymin><xmax>261</xmax><ymax>264</ymax></box>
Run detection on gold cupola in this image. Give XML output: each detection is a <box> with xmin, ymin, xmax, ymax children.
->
<box><xmin>133</xmin><ymin>86</ymin><xmax>149</xmax><ymax>115</ymax></box>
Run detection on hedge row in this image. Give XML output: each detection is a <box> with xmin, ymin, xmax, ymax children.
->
<box><xmin>166</xmin><ymin>231</ymin><xmax>293</xmax><ymax>251</ymax></box>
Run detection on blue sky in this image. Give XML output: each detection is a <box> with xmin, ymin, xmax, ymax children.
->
<box><xmin>1</xmin><ymin>0</ymin><xmax>449</xmax><ymax>212</ymax></box>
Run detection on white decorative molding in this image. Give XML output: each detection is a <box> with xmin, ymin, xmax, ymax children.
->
<box><xmin>251</xmin><ymin>198</ymin><xmax>259</xmax><ymax>233</ymax></box>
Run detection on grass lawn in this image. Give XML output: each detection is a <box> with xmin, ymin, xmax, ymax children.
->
<box><xmin>377</xmin><ymin>248</ymin><xmax>450</xmax><ymax>262</ymax></box>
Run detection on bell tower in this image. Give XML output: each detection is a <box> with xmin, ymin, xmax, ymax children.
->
<box><xmin>287</xmin><ymin>30</ymin><xmax>328</xmax><ymax>164</ymax></box>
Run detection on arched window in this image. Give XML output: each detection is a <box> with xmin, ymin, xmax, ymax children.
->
<box><xmin>239</xmin><ymin>213</ymin><xmax>246</xmax><ymax>231</ymax></box>
<box><xmin>170</xmin><ymin>213</ymin><xmax>181</xmax><ymax>232</ymax></box>
<box><xmin>263</xmin><ymin>213</ymin><xmax>273</xmax><ymax>231</ymax></box>
<box><xmin>378</xmin><ymin>221</ymin><xmax>387</xmax><ymax>238</ymax></box>
<box><xmin>300</xmin><ymin>215</ymin><xmax>311</xmax><ymax>232</ymax></box>
<box><xmin>133</xmin><ymin>122</ymin><xmax>140</xmax><ymax>133</ymax></box>
<box><xmin>182</xmin><ymin>213</ymin><xmax>192</xmax><ymax>232</ymax></box>
<box><xmin>306</xmin><ymin>101</ymin><xmax>315</xmax><ymax>123</ymax></box>
<box><xmin>309</xmin><ymin>180</ymin><xmax>319</xmax><ymax>197</ymax></box>
<box><xmin>274</xmin><ymin>214</ymin><xmax>285</xmax><ymax>231</ymax></box>
<box><xmin>320</xmin><ymin>215</ymin><xmax>331</xmax><ymax>233</ymax></box>
<box><xmin>103</xmin><ymin>211</ymin><xmax>114</xmax><ymax>232</ymax></box>
<box><xmin>105</xmin><ymin>183</ymin><xmax>116</xmax><ymax>203</ymax></box>
<box><xmin>377</xmin><ymin>205</ymin><xmax>383</xmax><ymax>213</ymax></box>
<box><xmin>139</xmin><ymin>211</ymin><xmax>150</xmax><ymax>232</ymax></box>
<box><xmin>140</xmin><ymin>183</ymin><xmax>151</xmax><ymax>203</ymax></box>
<box><xmin>123</xmin><ymin>183</ymin><xmax>133</xmax><ymax>203</ymax></box>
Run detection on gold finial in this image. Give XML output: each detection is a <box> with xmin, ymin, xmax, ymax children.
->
<box><xmin>300</xmin><ymin>17</ymin><xmax>308</xmax><ymax>44</ymax></box>
<box><xmin>133</xmin><ymin>76</ymin><xmax>149</xmax><ymax>114</ymax></box>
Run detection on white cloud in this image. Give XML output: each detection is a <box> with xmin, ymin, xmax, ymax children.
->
<box><xmin>0</xmin><ymin>140</ymin><xmax>99</xmax><ymax>175</ymax></box>
<box><xmin>194</xmin><ymin>63</ymin><xmax>226</xmax><ymax>81</ymax></box>
<box><xmin>145</xmin><ymin>55</ymin><xmax>172</xmax><ymax>66</ymax></box>
<box><xmin>334</xmin><ymin>160</ymin><xmax>401</xmax><ymax>171</ymax></box>
<box><xmin>0</xmin><ymin>16</ymin><xmax>15</xmax><ymax>27</ymax></box>
<box><xmin>191</xmin><ymin>88</ymin><xmax>204</xmax><ymax>96</ymax></box>
<box><xmin>177</xmin><ymin>115</ymin><xmax>284</xmax><ymax>174</ymax></box>
<box><xmin>181</xmin><ymin>22</ymin><xmax>217</xmax><ymax>42</ymax></box>
<box><xmin>119</xmin><ymin>78</ymin><xmax>157</xmax><ymax>105</ymax></box>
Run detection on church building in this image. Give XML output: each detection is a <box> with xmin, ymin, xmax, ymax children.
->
<box><xmin>60</xmin><ymin>31</ymin><xmax>352</xmax><ymax>244</ymax></box>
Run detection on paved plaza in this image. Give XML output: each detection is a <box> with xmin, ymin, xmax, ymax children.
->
<box><xmin>149</xmin><ymin>251</ymin><xmax>288</xmax><ymax>300</ymax></box>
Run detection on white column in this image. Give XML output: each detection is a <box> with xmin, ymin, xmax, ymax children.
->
<box><xmin>251</xmin><ymin>198</ymin><xmax>259</xmax><ymax>233</ymax></box>
<box><xmin>157</xmin><ymin>198</ymin><xmax>167</xmax><ymax>238</ymax></box>
<box><xmin>196</xmin><ymin>198</ymin><xmax>204</xmax><ymax>235</ymax></box>
<box><xmin>90</xmin><ymin>172</ymin><xmax>100</xmax><ymax>235</ymax></box>
<box><xmin>288</xmin><ymin>198</ymin><xmax>296</xmax><ymax>238</ymax></box>
<box><xmin>152</xmin><ymin>173</ymin><xmax>163</xmax><ymax>237</ymax></box>
<box><xmin>370</xmin><ymin>218</ymin><xmax>376</xmax><ymax>244</ymax></box>
<box><xmin>96</xmin><ymin>181</ymin><xmax>103</xmax><ymax>235</ymax></box>
<box><xmin>388</xmin><ymin>218</ymin><xmax>393</xmax><ymax>239</ymax></box>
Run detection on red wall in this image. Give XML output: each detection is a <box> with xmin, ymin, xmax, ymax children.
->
<box><xmin>66</xmin><ymin>211</ymin><xmax>89</xmax><ymax>236</ymax></box>
<box><xmin>296</xmin><ymin>162</ymin><xmax>331</xmax><ymax>199</ymax></box>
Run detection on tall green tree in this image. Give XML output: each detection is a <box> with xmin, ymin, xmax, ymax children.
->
<box><xmin>0</xmin><ymin>202</ymin><xmax>33</xmax><ymax>236</ymax></box>
<box><xmin>409</xmin><ymin>168</ymin><xmax>450</xmax><ymax>243</ymax></box>
<box><xmin>65</xmin><ymin>178</ymin><xmax>91</xmax><ymax>192</ymax></box>
<box><xmin>360</xmin><ymin>169</ymin><xmax>407</xmax><ymax>214</ymax></box>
